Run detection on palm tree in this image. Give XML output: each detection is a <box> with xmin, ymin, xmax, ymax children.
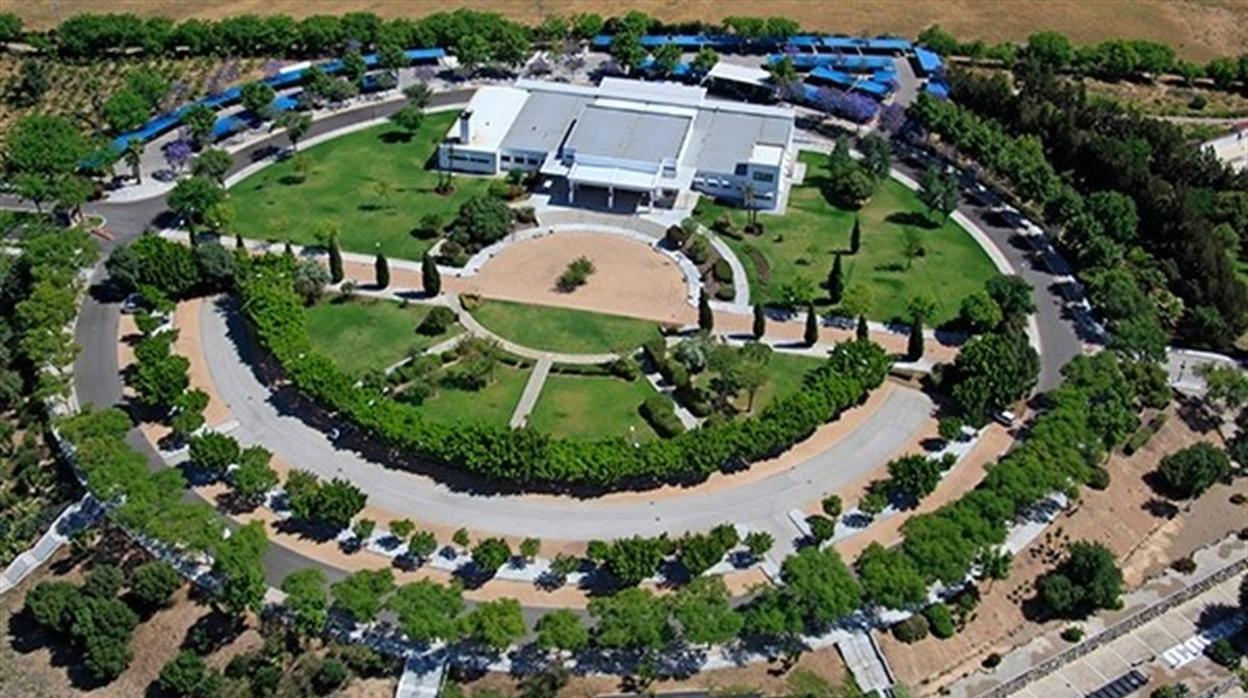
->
<box><xmin>123</xmin><ymin>138</ymin><xmax>144</xmax><ymax>184</ymax></box>
<box><xmin>739</xmin><ymin>180</ymin><xmax>760</xmax><ymax>232</ymax></box>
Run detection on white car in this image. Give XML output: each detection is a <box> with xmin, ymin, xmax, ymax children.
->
<box><xmin>120</xmin><ymin>292</ymin><xmax>144</xmax><ymax>314</ymax></box>
<box><xmin>993</xmin><ymin>410</ymin><xmax>1017</xmax><ymax>427</ymax></box>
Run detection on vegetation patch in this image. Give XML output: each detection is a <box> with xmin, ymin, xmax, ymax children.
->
<box><xmin>304</xmin><ymin>296</ymin><xmax>460</xmax><ymax>377</ymax></box>
<box><xmin>469</xmin><ymin>298</ymin><xmax>662</xmax><ymax>355</ymax></box>
<box><xmin>527</xmin><ymin>373</ymin><xmax>661</xmax><ymax>441</ymax></box>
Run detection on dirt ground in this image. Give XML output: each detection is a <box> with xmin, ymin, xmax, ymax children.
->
<box><xmin>458</xmin><ymin>645</ymin><xmax>852</xmax><ymax>697</ymax></box>
<box><xmin>878</xmin><ymin>401</ymin><xmax>1248</xmax><ymax>696</ymax></box>
<box><xmin>446</xmin><ymin>231</ymin><xmax>693</xmax><ymax>326</ymax></box>
<box><xmin>11</xmin><ymin>1</ymin><xmax>1247</xmax><ymax>62</ymax></box>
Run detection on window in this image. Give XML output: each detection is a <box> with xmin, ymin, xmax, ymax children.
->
<box><xmin>752</xmin><ymin>171</ymin><xmax>775</xmax><ymax>183</ymax></box>
<box><xmin>501</xmin><ymin>155</ymin><xmax>512</xmax><ymax>163</ymax></box>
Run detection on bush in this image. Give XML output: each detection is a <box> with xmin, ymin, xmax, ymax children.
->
<box><xmin>557</xmin><ymin>256</ymin><xmax>596</xmax><ymax>292</ymax></box>
<box><xmin>712</xmin><ymin>258</ymin><xmax>733</xmax><ymax>283</ymax></box>
<box><xmin>1087</xmin><ymin>467</ymin><xmax>1111</xmax><ymax>491</ymax></box>
<box><xmin>130</xmin><ymin>560</ymin><xmax>180</xmax><ymax>608</ymax></box>
<box><xmin>687</xmin><ymin>237</ymin><xmax>710</xmax><ymax>264</ymax></box>
<box><xmin>924</xmin><ymin>604</ymin><xmax>956</xmax><ymax>639</ymax></box>
<box><xmin>640</xmin><ymin>395</ymin><xmax>685</xmax><ymax>438</ymax></box>
<box><xmin>938</xmin><ymin>416</ymin><xmax>964</xmax><ymax>442</ymax></box>
<box><xmin>892</xmin><ymin>614</ymin><xmax>930</xmax><ymax>643</ymax></box>
<box><xmin>1170</xmin><ymin>557</ymin><xmax>1197</xmax><ymax>574</ymax></box>
<box><xmin>417</xmin><ymin>306</ymin><xmax>456</xmax><ymax>336</ymax></box>
<box><xmin>608</xmin><ymin>356</ymin><xmax>640</xmax><ymax>381</ymax></box>
<box><xmin>664</xmin><ymin>224</ymin><xmax>691</xmax><ymax>248</ymax></box>
<box><xmin>1205</xmin><ymin>638</ymin><xmax>1241</xmax><ymax>668</ymax></box>
<box><xmin>313</xmin><ymin>657</ymin><xmax>350</xmax><ymax>694</ymax></box>
<box><xmin>1060</xmin><ymin>626</ymin><xmax>1084</xmax><ymax>642</ymax></box>
<box><xmin>982</xmin><ymin>653</ymin><xmax>1001</xmax><ymax>669</ymax></box>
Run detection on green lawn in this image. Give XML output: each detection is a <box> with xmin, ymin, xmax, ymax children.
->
<box><xmin>305</xmin><ymin>297</ymin><xmax>458</xmax><ymax>377</ymax></box>
<box><xmin>228</xmin><ymin>110</ymin><xmax>491</xmax><ymax>261</ymax></box>
<box><xmin>696</xmin><ymin>151</ymin><xmax>998</xmax><ymax>326</ymax></box>
<box><xmin>413</xmin><ymin>364</ymin><xmax>531</xmax><ymax>428</ymax></box>
<box><xmin>469</xmin><ymin>299</ymin><xmax>662</xmax><ymax>355</ymax></box>
<box><xmin>527</xmin><ymin>373</ymin><xmax>661</xmax><ymax>441</ymax></box>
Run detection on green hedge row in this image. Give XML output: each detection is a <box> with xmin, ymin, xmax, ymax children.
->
<box><xmin>238</xmin><ymin>255</ymin><xmax>889</xmax><ymax>490</ymax></box>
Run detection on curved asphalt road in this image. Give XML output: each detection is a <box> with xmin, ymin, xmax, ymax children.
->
<box><xmin>52</xmin><ymin>86</ymin><xmax>1088</xmax><ymax>599</ymax></box>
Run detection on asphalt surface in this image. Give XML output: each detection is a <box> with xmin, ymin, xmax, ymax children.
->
<box><xmin>41</xmin><ymin>85</ymin><xmax>1090</xmax><ymax>606</ymax></box>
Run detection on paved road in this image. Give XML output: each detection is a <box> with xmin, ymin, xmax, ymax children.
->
<box><xmin>200</xmin><ymin>295</ymin><xmax>933</xmax><ymax>556</ymax></box>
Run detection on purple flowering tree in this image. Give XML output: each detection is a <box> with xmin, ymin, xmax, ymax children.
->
<box><xmin>163</xmin><ymin>138</ymin><xmax>193</xmax><ymax>173</ymax></box>
<box><xmin>878</xmin><ymin>103</ymin><xmax>907</xmax><ymax>133</ymax></box>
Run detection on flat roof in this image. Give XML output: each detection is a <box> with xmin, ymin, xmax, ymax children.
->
<box><xmin>564</xmin><ymin>103</ymin><xmax>692</xmax><ymax>165</ymax></box>
<box><xmin>453</xmin><ymin>86</ymin><xmax>530</xmax><ymax>151</ymax></box>
<box><xmin>499</xmin><ymin>90</ymin><xmax>589</xmax><ymax>153</ymax></box>
<box><xmin>598</xmin><ymin>76</ymin><xmax>706</xmax><ymax>107</ymax></box>
<box><xmin>750</xmin><ymin>143</ymin><xmax>785</xmax><ymax>166</ymax></box>
<box><xmin>708</xmin><ymin>62</ymin><xmax>773</xmax><ymax>88</ymax></box>
<box><xmin>687</xmin><ymin>107</ymin><xmax>793</xmax><ymax>174</ymax></box>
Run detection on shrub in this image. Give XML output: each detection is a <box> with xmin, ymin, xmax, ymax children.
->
<box><xmin>1061</xmin><ymin>626</ymin><xmax>1084</xmax><ymax>642</ymax></box>
<box><xmin>313</xmin><ymin>657</ymin><xmax>350</xmax><ymax>694</ymax></box>
<box><xmin>417</xmin><ymin>306</ymin><xmax>456</xmax><ymax>336</ymax></box>
<box><xmin>715</xmin><ymin>284</ymin><xmax>735</xmax><ymax>301</ymax></box>
<box><xmin>806</xmin><ymin>514</ymin><xmax>836</xmax><ymax>544</ymax></box>
<box><xmin>1087</xmin><ymin>467</ymin><xmax>1111</xmax><ymax>490</ymax></box>
<box><xmin>924</xmin><ymin>603</ymin><xmax>956</xmax><ymax>639</ymax></box>
<box><xmin>687</xmin><ymin>236</ymin><xmax>710</xmax><ymax>264</ymax></box>
<box><xmin>608</xmin><ymin>356</ymin><xmax>640</xmax><ymax>381</ymax></box>
<box><xmin>892</xmin><ymin>614</ymin><xmax>930</xmax><ymax>643</ymax></box>
<box><xmin>712</xmin><ymin>258</ymin><xmax>733</xmax><ymax>283</ymax></box>
<box><xmin>1158</xmin><ymin>443</ymin><xmax>1230</xmax><ymax>499</ymax></box>
<box><xmin>557</xmin><ymin>256</ymin><xmax>596</xmax><ymax>292</ymax></box>
<box><xmin>938</xmin><ymin>416</ymin><xmax>964</xmax><ymax>442</ymax></box>
<box><xmin>982</xmin><ymin>653</ymin><xmax>1001</xmax><ymax>669</ymax></box>
<box><xmin>130</xmin><ymin>560</ymin><xmax>180</xmax><ymax>608</ymax></box>
<box><xmin>640</xmin><ymin>395</ymin><xmax>685</xmax><ymax>438</ymax></box>
<box><xmin>664</xmin><ymin>224</ymin><xmax>691</xmax><ymax>248</ymax></box>
<box><xmin>1170</xmin><ymin>557</ymin><xmax>1197</xmax><ymax>574</ymax></box>
<box><xmin>1205</xmin><ymin>638</ymin><xmax>1241</xmax><ymax>668</ymax></box>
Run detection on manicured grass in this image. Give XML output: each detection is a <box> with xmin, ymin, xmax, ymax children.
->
<box><xmin>689</xmin><ymin>347</ymin><xmax>823</xmax><ymax>414</ymax></box>
<box><xmin>696</xmin><ymin>151</ymin><xmax>998</xmax><ymax>326</ymax></box>
<box><xmin>228</xmin><ymin>110</ymin><xmax>491</xmax><ymax>261</ymax></box>
<box><xmin>305</xmin><ymin>296</ymin><xmax>458</xmax><ymax>377</ymax></box>
<box><xmin>469</xmin><ymin>299</ymin><xmax>662</xmax><ymax>355</ymax></box>
<box><xmin>413</xmin><ymin>364</ymin><xmax>531</xmax><ymax>428</ymax></box>
<box><xmin>527</xmin><ymin>373</ymin><xmax>661</xmax><ymax>441</ymax></box>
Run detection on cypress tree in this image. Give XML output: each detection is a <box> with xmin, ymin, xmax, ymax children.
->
<box><xmin>235</xmin><ymin>233</ymin><xmax>245</xmax><ymax>250</ymax></box>
<box><xmin>752</xmin><ymin>303</ymin><xmax>766</xmax><ymax>339</ymax></box>
<box><xmin>856</xmin><ymin>314</ymin><xmax>869</xmax><ymax>341</ymax></box>
<box><xmin>283</xmin><ymin>240</ymin><xmax>294</xmax><ymax>257</ymax></box>
<box><xmin>375</xmin><ymin>253</ymin><xmax>390</xmax><ymax>289</ymax></box>
<box><xmin>828</xmin><ymin>252</ymin><xmax>844</xmax><ymax>304</ymax></box>
<box><xmin>907</xmin><ymin>314</ymin><xmax>924</xmax><ymax>361</ymax></box>
<box><xmin>804</xmin><ymin>305</ymin><xmax>818</xmax><ymax>347</ymax></box>
<box><xmin>421</xmin><ymin>253</ymin><xmax>441</xmax><ymax>296</ymax></box>
<box><xmin>328</xmin><ymin>233</ymin><xmax>344</xmax><ymax>284</ymax></box>
<box><xmin>698</xmin><ymin>290</ymin><xmax>714</xmax><ymax>334</ymax></box>
<box><xmin>850</xmin><ymin>216</ymin><xmax>861</xmax><ymax>254</ymax></box>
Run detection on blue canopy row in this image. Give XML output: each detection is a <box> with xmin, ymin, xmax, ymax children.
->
<box><xmin>108</xmin><ymin>47</ymin><xmax>447</xmax><ymax>153</ymax></box>
<box><xmin>768</xmin><ymin>53</ymin><xmax>896</xmax><ymax>72</ymax></box>
<box><xmin>807</xmin><ymin>66</ymin><xmax>894</xmax><ymax>98</ymax></box>
<box><xmin>912</xmin><ymin>47</ymin><xmax>944</xmax><ymax>76</ymax></box>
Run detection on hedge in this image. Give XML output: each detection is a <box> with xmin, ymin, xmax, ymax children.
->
<box><xmin>237</xmin><ymin>255</ymin><xmax>889</xmax><ymax>490</ymax></box>
<box><xmin>639</xmin><ymin>395</ymin><xmax>685</xmax><ymax>438</ymax></box>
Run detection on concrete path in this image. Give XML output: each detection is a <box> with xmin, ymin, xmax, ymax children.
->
<box><xmin>198</xmin><ymin>295</ymin><xmax>934</xmax><ymax>545</ymax></box>
<box><xmin>0</xmin><ymin>495</ymin><xmax>104</xmax><ymax>594</ymax></box>
<box><xmin>509</xmin><ymin>358</ymin><xmax>551</xmax><ymax>429</ymax></box>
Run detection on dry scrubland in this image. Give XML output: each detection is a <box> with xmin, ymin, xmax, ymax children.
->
<box><xmin>11</xmin><ymin>0</ymin><xmax>1248</xmax><ymax>62</ymax></box>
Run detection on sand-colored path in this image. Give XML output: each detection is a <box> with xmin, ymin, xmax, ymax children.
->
<box><xmin>445</xmin><ymin>231</ymin><xmax>693</xmax><ymax>325</ymax></box>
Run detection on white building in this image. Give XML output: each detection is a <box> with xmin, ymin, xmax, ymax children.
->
<box><xmin>437</xmin><ymin>78</ymin><xmax>796</xmax><ymax>211</ymax></box>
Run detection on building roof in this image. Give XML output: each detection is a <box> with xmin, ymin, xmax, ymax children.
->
<box><xmin>499</xmin><ymin>90</ymin><xmax>590</xmax><ymax>153</ymax></box>
<box><xmin>687</xmin><ymin>106</ymin><xmax>793</xmax><ymax>174</ymax></box>
<box><xmin>564</xmin><ymin>102</ymin><xmax>693</xmax><ymax>165</ymax></box>
<box><xmin>707</xmin><ymin>61</ymin><xmax>773</xmax><ymax>88</ymax></box>
<box><xmin>597</xmin><ymin>77</ymin><xmax>707</xmax><ymax>107</ymax></box>
<box><xmin>453</xmin><ymin>86</ymin><xmax>530</xmax><ymax>151</ymax></box>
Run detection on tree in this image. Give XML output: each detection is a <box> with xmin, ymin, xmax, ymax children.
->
<box><xmin>462</xmin><ymin>598</ymin><xmax>525</xmax><ymax>651</ymax></box>
<box><xmin>404</xmin><ymin>82</ymin><xmax>433</xmax><ymax>108</ymax></box>
<box><xmin>130</xmin><ymin>560</ymin><xmax>180</xmax><ymax>609</ymax></box>
<box><xmin>182</xmin><ymin>104</ymin><xmax>217</xmax><ymax>148</ymax></box>
<box><xmin>387</xmin><ymin>580</ymin><xmax>463</xmax><ymax>643</ymax></box>
<box><xmin>744</xmin><ymin>531</ymin><xmax>774</xmax><ymax>558</ymax></box>
<box><xmin>806</xmin><ymin>514</ymin><xmax>836</xmax><ymax>544</ymax></box>
<box><xmin>779</xmin><ymin>547</ymin><xmax>862</xmax><ymax>629</ymax></box>
<box><xmin>327</xmin><ymin>232</ymin><xmax>344</xmax><ymax>283</ymax></box>
<box><xmin>827</xmin><ymin>253</ymin><xmax>844</xmax><ymax>304</ymax></box>
<box><xmin>104</xmin><ymin>88</ymin><xmax>150</xmax><ymax>133</ymax></box>
<box><xmin>374</xmin><ymin>253</ymin><xmax>390</xmax><ymax>289</ymax></box>
<box><xmin>821</xmin><ymin>495</ymin><xmax>843</xmax><ymax>521</ymax></box>
<box><xmin>959</xmin><ymin>290</ymin><xmax>1003</xmax><ymax>333</ymax></box>
<box><xmin>269</xmin><ymin>110</ymin><xmax>311</xmax><ymax>153</ymax></box>
<box><xmin>409</xmin><ymin>531</ymin><xmax>438</xmax><ymax>561</ymax></box>
<box><xmin>653</xmin><ymin>42</ymin><xmax>682</xmax><ymax>75</ymax></box>
<box><xmin>536</xmin><ymin>609</ymin><xmax>588</xmax><ymax>654</ymax></box>
<box><xmin>672</xmin><ymin>577</ymin><xmax>742</xmax><ymax>646</ymax></box>
<box><xmin>281</xmin><ymin>569</ymin><xmax>328</xmax><ymax>639</ymax></box>
<box><xmin>948</xmin><ymin>331</ymin><xmax>1040</xmax><ymax>422</ymax></box>
<box><xmin>168</xmin><ymin>176</ymin><xmax>225</xmax><ymax>230</ymax></box>
<box><xmin>601</xmin><ymin>536</ymin><xmax>666</xmax><ymax>588</ymax></box>
<box><xmin>519</xmin><ymin>537</ymin><xmax>541</xmax><ymax>562</ymax></box>
<box><xmin>902</xmin><ymin>227</ymin><xmax>924</xmax><ymax>270</ymax></box>
<box><xmin>856</xmin><ymin>542</ymin><xmax>928</xmax><ymax>610</ymax></box>
<box><xmin>588</xmin><ymin>587</ymin><xmax>672</xmax><ymax>650</ymax></box>
<box><xmin>1025</xmin><ymin>31</ymin><xmax>1073</xmax><ymax>69</ymax></box>
<box><xmin>233</xmin><ymin>445</ymin><xmax>278</xmax><ymax>505</ymax></box>
<box><xmin>451</xmin><ymin>195</ymin><xmax>512</xmax><ymax>247</ymax></box>
<box><xmin>389</xmin><ymin>105</ymin><xmax>425</xmax><ymax>138</ymax></box>
<box><xmin>1040</xmin><ymin>541</ymin><xmax>1123</xmax><ymax>618</ymax></box>
<box><xmin>804</xmin><ymin>305</ymin><xmax>819</xmax><ymax>347</ymax></box>
<box><xmin>123</xmin><ymin>138</ymin><xmax>144</xmax><ymax>183</ymax></box>
<box><xmin>888</xmin><ymin>454</ymin><xmax>942</xmax><ymax>502</ymax></box>
<box><xmin>26</xmin><ymin>581</ymin><xmax>80</xmax><ymax>633</ymax></box>
<box><xmin>188</xmin><ymin>431</ymin><xmax>240</xmax><ymax>474</ymax></box>
<box><xmin>857</xmin><ymin>314</ymin><xmax>869</xmax><ymax>341</ymax></box>
<box><xmin>859</xmin><ymin>134</ymin><xmax>892</xmax><ymax>179</ymax></box>
<box><xmin>849</xmin><ymin>216</ymin><xmax>862</xmax><ymax>255</ymax></box>
<box><xmin>331</xmin><ymin>569</ymin><xmax>394</xmax><ymax>624</ymax></box>
<box><xmin>985</xmin><ymin>275</ymin><xmax>1035</xmax><ymax>328</ymax></box>
<box><xmin>1158</xmin><ymin>443</ymin><xmax>1230</xmax><ymax>499</ymax></box>
<box><xmin>159</xmin><ymin>651</ymin><xmax>215</xmax><ymax>697</ymax></box>
<box><xmin>83</xmin><ymin>564</ymin><xmax>125</xmax><ymax>599</ymax></box>
<box><xmin>907</xmin><ymin>315</ymin><xmax>924</xmax><ymax>361</ymax></box>
<box><xmin>471</xmin><ymin>537</ymin><xmax>512</xmax><ymax>576</ymax></box>
<box><xmin>752</xmin><ymin>303</ymin><xmax>766</xmax><ymax>339</ymax></box>
<box><xmin>352</xmin><ymin>518</ymin><xmax>376</xmax><ymax>543</ymax></box>
<box><xmin>698</xmin><ymin>290</ymin><xmax>714</xmax><ymax>333</ymax></box>
<box><xmin>313</xmin><ymin>478</ymin><xmax>367</xmax><ymax>530</ymax></box>
<box><xmin>240</xmin><ymin>81</ymin><xmax>276</xmax><ymax>120</ymax></box>
<box><xmin>4</xmin><ymin>115</ymin><xmax>90</xmax><ymax>206</ymax></box>
<box><xmin>211</xmin><ymin>520</ymin><xmax>267</xmax><ymax>617</ymax></box>
<box><xmin>918</xmin><ymin>165</ymin><xmax>960</xmax><ymax>223</ymax></box>
<box><xmin>293</xmin><ymin>257</ymin><xmax>330</xmax><ymax>305</ymax></box>
<box><xmin>9</xmin><ymin>59</ymin><xmax>48</xmax><ymax>108</ymax></box>
<box><xmin>692</xmin><ymin>46</ymin><xmax>719</xmax><ymax>74</ymax></box>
